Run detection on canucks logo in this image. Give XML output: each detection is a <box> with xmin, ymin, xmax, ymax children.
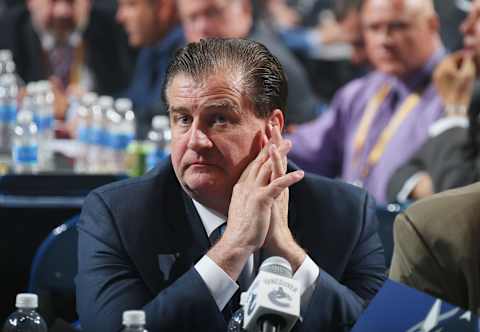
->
<box><xmin>268</xmin><ymin>287</ymin><xmax>292</xmax><ymax>308</ymax></box>
<box><xmin>407</xmin><ymin>300</ymin><xmax>479</xmax><ymax>332</ymax></box>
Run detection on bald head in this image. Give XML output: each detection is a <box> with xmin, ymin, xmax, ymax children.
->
<box><xmin>361</xmin><ymin>0</ymin><xmax>441</xmax><ymax>78</ymax></box>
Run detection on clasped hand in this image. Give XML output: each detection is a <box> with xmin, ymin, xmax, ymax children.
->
<box><xmin>209</xmin><ymin>122</ymin><xmax>305</xmax><ymax>279</ymax></box>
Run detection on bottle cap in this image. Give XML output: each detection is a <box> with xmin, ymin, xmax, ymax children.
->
<box><xmin>81</xmin><ymin>92</ymin><xmax>98</xmax><ymax>107</ymax></box>
<box><xmin>115</xmin><ymin>98</ymin><xmax>133</xmax><ymax>113</ymax></box>
<box><xmin>0</xmin><ymin>49</ymin><xmax>12</xmax><ymax>61</ymax></box>
<box><xmin>15</xmin><ymin>293</ymin><xmax>38</xmax><ymax>309</ymax></box>
<box><xmin>123</xmin><ymin>310</ymin><xmax>146</xmax><ymax>326</ymax></box>
<box><xmin>98</xmin><ymin>96</ymin><xmax>114</xmax><ymax>109</ymax></box>
<box><xmin>152</xmin><ymin>115</ymin><xmax>169</xmax><ymax>129</ymax></box>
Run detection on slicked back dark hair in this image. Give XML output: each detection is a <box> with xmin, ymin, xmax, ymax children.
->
<box><xmin>162</xmin><ymin>38</ymin><xmax>288</xmax><ymax>118</ymax></box>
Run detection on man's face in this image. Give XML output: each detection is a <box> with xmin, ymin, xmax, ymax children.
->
<box><xmin>116</xmin><ymin>0</ymin><xmax>160</xmax><ymax>47</ymax></box>
<box><xmin>461</xmin><ymin>0</ymin><xmax>480</xmax><ymax>68</ymax></box>
<box><xmin>362</xmin><ymin>0</ymin><xmax>438</xmax><ymax>78</ymax></box>
<box><xmin>177</xmin><ymin>0</ymin><xmax>249</xmax><ymax>42</ymax></box>
<box><xmin>28</xmin><ymin>0</ymin><xmax>90</xmax><ymax>42</ymax></box>
<box><xmin>167</xmin><ymin>71</ymin><xmax>268</xmax><ymax>207</ymax></box>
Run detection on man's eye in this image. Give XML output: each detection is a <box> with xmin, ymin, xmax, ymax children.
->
<box><xmin>214</xmin><ymin>115</ymin><xmax>227</xmax><ymax>124</ymax></box>
<box><xmin>176</xmin><ymin>115</ymin><xmax>191</xmax><ymax>125</ymax></box>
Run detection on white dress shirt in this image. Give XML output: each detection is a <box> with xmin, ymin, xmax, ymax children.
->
<box><xmin>192</xmin><ymin>199</ymin><xmax>320</xmax><ymax>311</ymax></box>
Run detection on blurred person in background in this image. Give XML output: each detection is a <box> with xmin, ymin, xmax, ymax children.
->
<box><xmin>176</xmin><ymin>0</ymin><xmax>319</xmax><ymax>129</ymax></box>
<box><xmin>116</xmin><ymin>0</ymin><xmax>184</xmax><ymax>138</ymax></box>
<box><xmin>388</xmin><ymin>0</ymin><xmax>480</xmax><ymax>203</ymax></box>
<box><xmin>287</xmin><ymin>0</ymin><xmax>446</xmax><ymax>204</ymax></box>
<box><xmin>266</xmin><ymin>0</ymin><xmax>369</xmax><ymax>101</ymax></box>
<box><xmin>389</xmin><ymin>0</ymin><xmax>480</xmax><ymax>315</ymax></box>
<box><xmin>0</xmin><ymin>0</ymin><xmax>133</xmax><ymax>120</ymax></box>
<box><xmin>266</xmin><ymin>0</ymin><xmax>368</xmax><ymax>67</ymax></box>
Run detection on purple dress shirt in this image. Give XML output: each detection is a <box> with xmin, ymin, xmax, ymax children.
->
<box><xmin>288</xmin><ymin>49</ymin><xmax>447</xmax><ymax>204</ymax></box>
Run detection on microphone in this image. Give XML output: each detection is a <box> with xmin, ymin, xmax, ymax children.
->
<box><xmin>240</xmin><ymin>256</ymin><xmax>301</xmax><ymax>332</ymax></box>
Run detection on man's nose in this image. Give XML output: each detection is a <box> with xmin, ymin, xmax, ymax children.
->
<box><xmin>187</xmin><ymin>125</ymin><xmax>213</xmax><ymax>150</ymax></box>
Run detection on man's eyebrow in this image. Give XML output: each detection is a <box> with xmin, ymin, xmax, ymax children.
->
<box><xmin>203</xmin><ymin>99</ymin><xmax>240</xmax><ymax>113</ymax></box>
<box><xmin>169</xmin><ymin>106</ymin><xmax>190</xmax><ymax>114</ymax></box>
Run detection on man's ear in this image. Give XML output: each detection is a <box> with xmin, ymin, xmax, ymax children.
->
<box><xmin>268</xmin><ymin>109</ymin><xmax>285</xmax><ymax>132</ymax></box>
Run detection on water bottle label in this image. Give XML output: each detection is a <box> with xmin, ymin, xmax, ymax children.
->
<box><xmin>110</xmin><ymin>133</ymin><xmax>133</xmax><ymax>150</ymax></box>
<box><xmin>0</xmin><ymin>104</ymin><xmax>16</xmax><ymax>124</ymax></box>
<box><xmin>91</xmin><ymin>128</ymin><xmax>109</xmax><ymax>146</ymax></box>
<box><xmin>77</xmin><ymin>126</ymin><xmax>91</xmax><ymax>144</ymax></box>
<box><xmin>146</xmin><ymin>149</ymin><xmax>167</xmax><ymax>171</ymax></box>
<box><xmin>13</xmin><ymin>145</ymin><xmax>38</xmax><ymax>164</ymax></box>
<box><xmin>35</xmin><ymin>115</ymin><xmax>54</xmax><ymax>131</ymax></box>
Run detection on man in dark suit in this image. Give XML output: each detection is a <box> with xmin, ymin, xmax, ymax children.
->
<box><xmin>0</xmin><ymin>0</ymin><xmax>133</xmax><ymax>124</ymax></box>
<box><xmin>0</xmin><ymin>0</ymin><xmax>132</xmax><ymax>96</ymax></box>
<box><xmin>115</xmin><ymin>0</ymin><xmax>185</xmax><ymax>138</ymax></box>
<box><xmin>76</xmin><ymin>38</ymin><xmax>386</xmax><ymax>331</ymax></box>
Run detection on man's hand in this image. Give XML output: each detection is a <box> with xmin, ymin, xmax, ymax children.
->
<box><xmin>264</xmin><ymin>123</ymin><xmax>306</xmax><ymax>272</ymax></box>
<box><xmin>433</xmin><ymin>51</ymin><xmax>476</xmax><ymax>116</ymax></box>
<box><xmin>411</xmin><ymin>174</ymin><xmax>434</xmax><ymax>200</ymax></box>
<box><xmin>208</xmin><ymin>127</ymin><xmax>304</xmax><ymax>280</ymax></box>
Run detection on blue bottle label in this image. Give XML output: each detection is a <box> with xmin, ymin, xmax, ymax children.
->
<box><xmin>13</xmin><ymin>145</ymin><xmax>38</xmax><ymax>164</ymax></box>
<box><xmin>91</xmin><ymin>128</ymin><xmax>109</xmax><ymax>146</ymax></box>
<box><xmin>77</xmin><ymin>126</ymin><xmax>91</xmax><ymax>144</ymax></box>
<box><xmin>146</xmin><ymin>149</ymin><xmax>166</xmax><ymax>171</ymax></box>
<box><xmin>35</xmin><ymin>115</ymin><xmax>54</xmax><ymax>131</ymax></box>
<box><xmin>0</xmin><ymin>104</ymin><xmax>17</xmax><ymax>124</ymax></box>
<box><xmin>110</xmin><ymin>133</ymin><xmax>134</xmax><ymax>150</ymax></box>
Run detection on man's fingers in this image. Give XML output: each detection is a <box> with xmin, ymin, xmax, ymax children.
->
<box><xmin>270</xmin><ymin>143</ymin><xmax>284</xmax><ymax>180</ymax></box>
<box><xmin>265</xmin><ymin>170</ymin><xmax>304</xmax><ymax>199</ymax></box>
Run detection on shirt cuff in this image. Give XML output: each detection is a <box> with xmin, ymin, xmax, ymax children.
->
<box><xmin>195</xmin><ymin>255</ymin><xmax>239</xmax><ymax>311</ymax></box>
<box><xmin>397</xmin><ymin>172</ymin><xmax>427</xmax><ymax>203</ymax></box>
<box><xmin>293</xmin><ymin>255</ymin><xmax>320</xmax><ymax>309</ymax></box>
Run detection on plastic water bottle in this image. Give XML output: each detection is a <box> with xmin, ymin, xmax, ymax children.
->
<box><xmin>145</xmin><ymin>115</ymin><xmax>171</xmax><ymax>171</ymax></box>
<box><xmin>0</xmin><ymin>50</ymin><xmax>13</xmax><ymax>75</ymax></box>
<box><xmin>74</xmin><ymin>92</ymin><xmax>96</xmax><ymax>173</ymax></box>
<box><xmin>121</xmin><ymin>310</ymin><xmax>147</xmax><ymax>332</ymax></box>
<box><xmin>0</xmin><ymin>51</ymin><xmax>24</xmax><ymax>87</ymax></box>
<box><xmin>12</xmin><ymin>105</ymin><xmax>39</xmax><ymax>174</ymax></box>
<box><xmin>108</xmin><ymin>98</ymin><xmax>135</xmax><ymax>173</ymax></box>
<box><xmin>0</xmin><ymin>74</ymin><xmax>18</xmax><ymax>154</ymax></box>
<box><xmin>88</xmin><ymin>96</ymin><xmax>112</xmax><ymax>173</ymax></box>
<box><xmin>3</xmin><ymin>293</ymin><xmax>47</xmax><ymax>332</ymax></box>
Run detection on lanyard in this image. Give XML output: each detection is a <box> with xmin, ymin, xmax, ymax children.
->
<box><xmin>69</xmin><ymin>41</ymin><xmax>85</xmax><ymax>86</ymax></box>
<box><xmin>353</xmin><ymin>84</ymin><xmax>421</xmax><ymax>179</ymax></box>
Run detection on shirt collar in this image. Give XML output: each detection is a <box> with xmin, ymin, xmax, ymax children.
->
<box><xmin>388</xmin><ymin>46</ymin><xmax>447</xmax><ymax>97</ymax></box>
<box><xmin>192</xmin><ymin>199</ymin><xmax>226</xmax><ymax>238</ymax></box>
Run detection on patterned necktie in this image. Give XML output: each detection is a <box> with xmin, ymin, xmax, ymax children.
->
<box><xmin>48</xmin><ymin>44</ymin><xmax>74</xmax><ymax>88</ymax></box>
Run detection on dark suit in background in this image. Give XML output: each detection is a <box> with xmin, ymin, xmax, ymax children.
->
<box><xmin>76</xmin><ymin>160</ymin><xmax>386</xmax><ymax>332</ymax></box>
<box><xmin>387</xmin><ymin>82</ymin><xmax>480</xmax><ymax>202</ymax></box>
<box><xmin>125</xmin><ymin>26</ymin><xmax>185</xmax><ymax>139</ymax></box>
<box><xmin>390</xmin><ymin>182</ymin><xmax>480</xmax><ymax>314</ymax></box>
<box><xmin>0</xmin><ymin>4</ymin><xmax>133</xmax><ymax>96</ymax></box>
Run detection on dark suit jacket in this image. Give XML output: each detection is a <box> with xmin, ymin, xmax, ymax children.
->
<box><xmin>0</xmin><ymin>5</ymin><xmax>133</xmax><ymax>96</ymax></box>
<box><xmin>389</xmin><ymin>182</ymin><xmax>480</xmax><ymax>314</ymax></box>
<box><xmin>75</xmin><ymin>160</ymin><xmax>386</xmax><ymax>332</ymax></box>
<box><xmin>387</xmin><ymin>81</ymin><xmax>480</xmax><ymax>202</ymax></box>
